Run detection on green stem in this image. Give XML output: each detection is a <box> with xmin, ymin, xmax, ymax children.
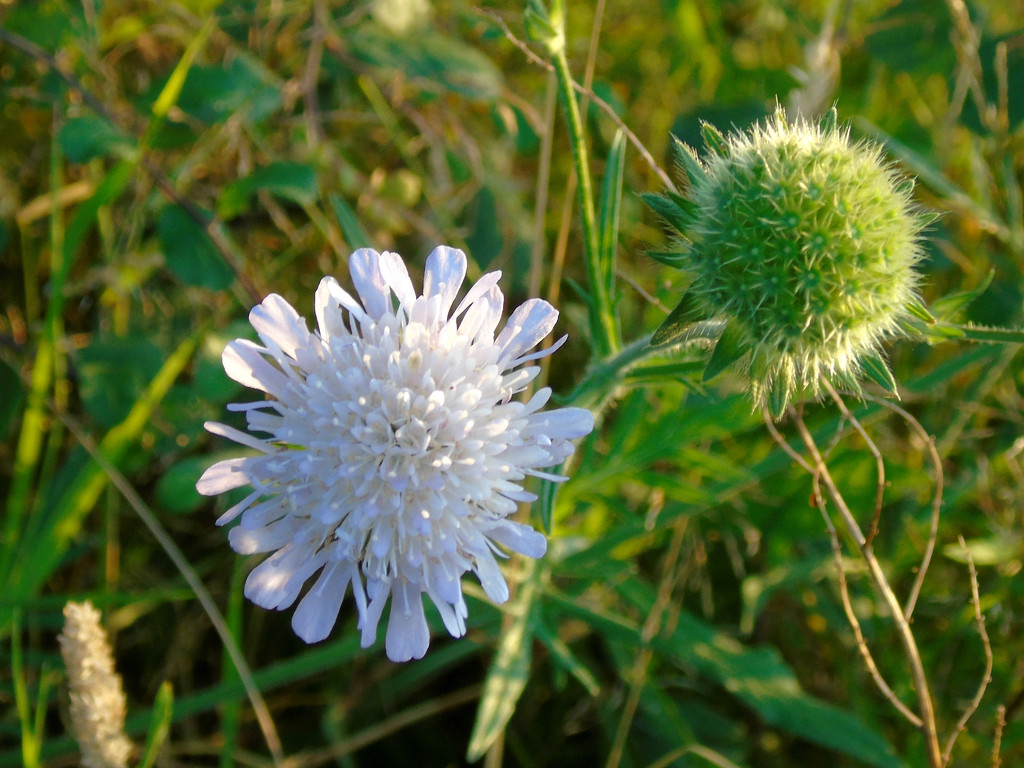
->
<box><xmin>551</xmin><ymin>48</ymin><xmax>617</xmax><ymax>356</ymax></box>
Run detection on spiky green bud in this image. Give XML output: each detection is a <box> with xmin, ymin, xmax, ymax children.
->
<box><xmin>648</xmin><ymin>107</ymin><xmax>929</xmax><ymax>417</ymax></box>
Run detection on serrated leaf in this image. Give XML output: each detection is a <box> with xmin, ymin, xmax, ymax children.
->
<box><xmin>704</xmin><ymin>320</ymin><xmax>746</xmax><ymax>381</ymax></box>
<box><xmin>670</xmin><ymin>135</ymin><xmax>707</xmax><ymax>186</ymax></box>
<box><xmin>861</xmin><ymin>352</ymin><xmax>899</xmax><ymax>396</ymax></box>
<box><xmin>651</xmin><ymin>291</ymin><xmax>708</xmax><ymax>347</ymax></box>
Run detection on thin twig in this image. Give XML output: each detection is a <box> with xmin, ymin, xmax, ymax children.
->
<box><xmin>941</xmin><ymin>537</ymin><xmax>994</xmax><ymax>766</ymax></box>
<box><xmin>475</xmin><ymin>7</ymin><xmax>675</xmax><ymax>191</ymax></box>
<box><xmin>822</xmin><ymin>380</ymin><xmax>886</xmax><ymax>545</ymax></box>
<box><xmin>789</xmin><ymin>407</ymin><xmax>942</xmax><ymax>767</ymax></box>
<box><xmin>858</xmin><ymin>392</ymin><xmax>945</xmax><ymax>620</ymax></box>
<box><xmin>813</xmin><ymin>470</ymin><xmax>923</xmax><ymax>726</ymax></box>
<box><xmin>991</xmin><ymin>705</ymin><xmax>1006</xmax><ymax>768</ymax></box>
<box><xmin>764</xmin><ymin>410</ymin><xmax>919</xmax><ymax>725</ymax></box>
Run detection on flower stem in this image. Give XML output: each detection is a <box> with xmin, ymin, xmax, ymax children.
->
<box><xmin>551</xmin><ymin>46</ymin><xmax>618</xmax><ymax>357</ymax></box>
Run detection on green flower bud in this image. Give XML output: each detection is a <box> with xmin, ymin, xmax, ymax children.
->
<box><xmin>646</xmin><ymin>107</ymin><xmax>930</xmax><ymax>417</ymax></box>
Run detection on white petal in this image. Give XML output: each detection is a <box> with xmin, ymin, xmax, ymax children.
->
<box><xmin>378</xmin><ymin>250</ymin><xmax>417</xmax><ymax>309</ymax></box>
<box><xmin>249</xmin><ymin>294</ymin><xmax>311</xmax><ymax>360</ymax></box>
<box><xmin>474</xmin><ymin>552</ymin><xmax>509</xmax><ymax>604</ymax></box>
<box><xmin>428</xmin><ymin>587</ymin><xmax>467</xmax><ymax>638</ymax></box>
<box><xmin>531</xmin><ymin>406</ymin><xmax>595</xmax><ymax>439</ymax></box>
<box><xmin>196</xmin><ymin>457</ymin><xmax>252</xmax><ymax>495</ymax></box>
<box><xmin>314</xmin><ymin>277</ymin><xmax>349</xmax><ymax>341</ymax></box>
<box><xmin>222</xmin><ymin>339</ymin><xmax>290</xmax><ymax>394</ymax></box>
<box><xmin>215</xmin><ymin>489</ymin><xmax>261</xmax><ymax>526</ymax></box>
<box><xmin>457</xmin><ymin>284</ymin><xmax>503</xmax><ymax>342</ymax></box>
<box><xmin>204</xmin><ymin>420</ymin><xmax>273</xmax><ymax>452</ymax></box>
<box><xmin>291</xmin><ymin>563</ymin><xmax>354</xmax><ymax>643</ymax></box>
<box><xmin>488</xmin><ymin>521</ymin><xmax>548</xmax><ymax>558</ymax></box>
<box><xmin>359</xmin><ymin>579</ymin><xmax>389</xmax><ymax>648</ymax></box>
<box><xmin>495</xmin><ymin>299</ymin><xmax>558</xmax><ymax>366</ymax></box>
<box><xmin>423</xmin><ymin>246</ymin><xmax>466</xmax><ymax>317</ymax></box>
<box><xmin>244</xmin><ymin>545</ymin><xmax>324</xmax><ymax>610</ymax></box>
<box><xmin>452</xmin><ymin>271</ymin><xmax>502</xmax><ymax>320</ymax></box>
<box><xmin>385</xmin><ymin>580</ymin><xmax>430</xmax><ymax>662</ymax></box>
<box><xmin>348</xmin><ymin>249</ymin><xmax>390</xmax><ymax>319</ymax></box>
<box><xmin>228</xmin><ymin>514</ymin><xmax>300</xmax><ymax>554</ymax></box>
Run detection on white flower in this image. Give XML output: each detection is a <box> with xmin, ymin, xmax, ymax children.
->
<box><xmin>58</xmin><ymin>601</ymin><xmax>133</xmax><ymax>768</ymax></box>
<box><xmin>197</xmin><ymin>246</ymin><xmax>594</xmax><ymax>661</ymax></box>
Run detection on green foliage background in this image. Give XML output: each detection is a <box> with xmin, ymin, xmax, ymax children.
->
<box><xmin>2</xmin><ymin>0</ymin><xmax>1024</xmax><ymax>766</ymax></box>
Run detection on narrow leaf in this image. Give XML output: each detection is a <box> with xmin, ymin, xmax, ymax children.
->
<box><xmin>642</xmin><ymin>192</ymin><xmax>692</xmax><ymax>234</ymax></box>
<box><xmin>137</xmin><ymin>682</ymin><xmax>173</xmax><ymax>768</ymax></box>
<box><xmin>931</xmin><ymin>269</ymin><xmax>994</xmax><ymax>320</ymax></box>
<box><xmin>597</xmin><ymin>130</ymin><xmax>626</xmax><ymax>298</ymax></box>
<box><xmin>703</xmin><ymin>320</ymin><xmax>746</xmax><ymax>381</ymax></box>
<box><xmin>861</xmin><ymin>352</ymin><xmax>899</xmax><ymax>396</ymax></box>
<box><xmin>329</xmin><ymin>193</ymin><xmax>373</xmax><ymax>250</ymax></box>
<box><xmin>466</xmin><ymin>563</ymin><xmax>539</xmax><ymax>761</ymax></box>
<box><xmin>670</xmin><ymin>135</ymin><xmax>707</xmax><ymax>185</ymax></box>
<box><xmin>700</xmin><ymin>121</ymin><xmax>728</xmax><ymax>156</ymax></box>
<box><xmin>650</xmin><ymin>291</ymin><xmax>708</xmax><ymax>347</ymax></box>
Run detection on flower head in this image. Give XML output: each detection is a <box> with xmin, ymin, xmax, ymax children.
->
<box><xmin>58</xmin><ymin>601</ymin><xmax>133</xmax><ymax>768</ymax></box>
<box><xmin>646</xmin><ymin>107</ymin><xmax>930</xmax><ymax>416</ymax></box>
<box><xmin>197</xmin><ymin>246</ymin><xmax>593</xmax><ymax>661</ymax></box>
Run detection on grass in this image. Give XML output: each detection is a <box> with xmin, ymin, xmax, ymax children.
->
<box><xmin>2</xmin><ymin>0</ymin><xmax>1023</xmax><ymax>766</ymax></box>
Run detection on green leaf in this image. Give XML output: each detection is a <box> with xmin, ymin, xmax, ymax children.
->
<box><xmin>158</xmin><ymin>205</ymin><xmax>234</xmax><ymax>290</ymax></box>
<box><xmin>651</xmin><ymin>291</ymin><xmax>709</xmax><ymax>347</ymax></box>
<box><xmin>704</xmin><ymin>320</ymin><xmax>746</xmax><ymax>381</ymax></box>
<box><xmin>861</xmin><ymin>352</ymin><xmax>899</xmax><ymax>397</ymax></box>
<box><xmin>642</xmin><ymin>192</ymin><xmax>693</xmax><ymax>234</ymax></box>
<box><xmin>598</xmin><ymin>130</ymin><xmax>626</xmax><ymax>299</ymax></box>
<box><xmin>75</xmin><ymin>337</ymin><xmax>165</xmax><ymax>427</ymax></box>
<box><xmin>700</xmin><ymin>121</ymin><xmax>728</xmax><ymax>156</ymax></box>
<box><xmin>0</xmin><ymin>358</ymin><xmax>24</xmax><ymax>437</ymax></box>
<box><xmin>613</xmin><ymin>580</ymin><xmax>905</xmax><ymax>768</ymax></box>
<box><xmin>329</xmin><ymin>193</ymin><xmax>373</xmax><ymax>250</ymax></box>
<box><xmin>467</xmin><ymin>563</ymin><xmax>540</xmax><ymax>761</ymax></box>
<box><xmin>646</xmin><ymin>249</ymin><xmax>689</xmax><ymax>268</ymax></box>
<box><xmin>218</xmin><ymin>162</ymin><xmax>318</xmax><ymax>220</ymax></box>
<box><xmin>766</xmin><ymin>379</ymin><xmax>790</xmax><ymax>420</ymax></box>
<box><xmin>906</xmin><ymin>299</ymin><xmax>937</xmax><ymax>324</ymax></box>
<box><xmin>7</xmin><ymin>330</ymin><xmax>205</xmax><ymax>610</ymax></box>
<box><xmin>670</xmin><ymin>135</ymin><xmax>707</xmax><ymax>185</ymax></box>
<box><xmin>58</xmin><ymin>116</ymin><xmax>134</xmax><ymax>163</ymax></box>
<box><xmin>137</xmin><ymin>681</ymin><xmax>173</xmax><ymax>768</ymax></box>
<box><xmin>931</xmin><ymin>269</ymin><xmax>995</xmax><ymax>320</ymax></box>
<box><xmin>155</xmin><ymin>456</ymin><xmax>214</xmax><ymax>515</ymax></box>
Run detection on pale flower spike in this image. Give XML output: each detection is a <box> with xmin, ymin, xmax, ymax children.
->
<box><xmin>58</xmin><ymin>601</ymin><xmax>133</xmax><ymax>768</ymax></box>
<box><xmin>197</xmin><ymin>247</ymin><xmax>594</xmax><ymax>662</ymax></box>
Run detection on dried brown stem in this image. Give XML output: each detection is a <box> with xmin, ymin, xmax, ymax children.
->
<box><xmin>941</xmin><ymin>537</ymin><xmax>994</xmax><ymax>766</ymax></box>
<box><xmin>788</xmin><ymin>408</ymin><xmax>942</xmax><ymax>768</ymax></box>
